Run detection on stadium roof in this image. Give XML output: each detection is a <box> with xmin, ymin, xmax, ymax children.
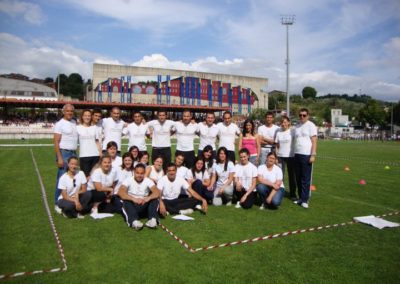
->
<box><xmin>0</xmin><ymin>98</ymin><xmax>230</xmax><ymax>113</ymax></box>
<box><xmin>0</xmin><ymin>77</ymin><xmax>57</xmax><ymax>98</ymax></box>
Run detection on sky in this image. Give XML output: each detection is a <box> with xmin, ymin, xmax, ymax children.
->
<box><xmin>0</xmin><ymin>0</ymin><xmax>399</xmax><ymax>101</ymax></box>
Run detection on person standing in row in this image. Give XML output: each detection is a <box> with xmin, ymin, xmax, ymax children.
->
<box><xmin>175</xmin><ymin>110</ymin><xmax>198</xmax><ymax>168</ymax></box>
<box><xmin>293</xmin><ymin>108</ymin><xmax>318</xmax><ymax>209</ymax></box>
<box><xmin>147</xmin><ymin>110</ymin><xmax>176</xmax><ymax>168</ymax></box>
<box><xmin>238</xmin><ymin>119</ymin><xmax>261</xmax><ymax>166</ymax></box>
<box><xmin>77</xmin><ymin>109</ymin><xmax>102</xmax><ymax>177</ymax></box>
<box><xmin>197</xmin><ymin>112</ymin><xmax>219</xmax><ymax>158</ymax></box>
<box><xmin>102</xmin><ymin>107</ymin><xmax>125</xmax><ymax>154</ymax></box>
<box><xmin>123</xmin><ymin>111</ymin><xmax>149</xmax><ymax>154</ymax></box>
<box><xmin>275</xmin><ymin>116</ymin><xmax>296</xmax><ymax>200</ymax></box>
<box><xmin>258</xmin><ymin>112</ymin><xmax>279</xmax><ymax>165</ymax></box>
<box><xmin>217</xmin><ymin>111</ymin><xmax>241</xmax><ymax>163</ymax></box>
<box><xmin>53</xmin><ymin>103</ymin><xmax>78</xmax><ymax>213</ymax></box>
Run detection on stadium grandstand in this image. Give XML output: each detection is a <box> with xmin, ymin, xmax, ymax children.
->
<box><xmin>0</xmin><ymin>77</ymin><xmax>58</xmax><ymax>101</ymax></box>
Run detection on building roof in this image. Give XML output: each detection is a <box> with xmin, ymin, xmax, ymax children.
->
<box><xmin>0</xmin><ymin>77</ymin><xmax>57</xmax><ymax>99</ymax></box>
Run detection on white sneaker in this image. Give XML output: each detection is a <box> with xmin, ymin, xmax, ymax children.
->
<box><xmin>91</xmin><ymin>207</ymin><xmax>98</xmax><ymax>214</ymax></box>
<box><xmin>301</xmin><ymin>202</ymin><xmax>309</xmax><ymax>209</ymax></box>
<box><xmin>195</xmin><ymin>204</ymin><xmax>202</xmax><ymax>211</ymax></box>
<box><xmin>77</xmin><ymin>213</ymin><xmax>85</xmax><ymax>219</ymax></box>
<box><xmin>132</xmin><ymin>220</ymin><xmax>144</xmax><ymax>230</ymax></box>
<box><xmin>259</xmin><ymin>205</ymin><xmax>265</xmax><ymax>210</ymax></box>
<box><xmin>235</xmin><ymin>201</ymin><xmax>241</xmax><ymax>209</ymax></box>
<box><xmin>54</xmin><ymin>205</ymin><xmax>62</xmax><ymax>214</ymax></box>
<box><xmin>179</xmin><ymin>209</ymin><xmax>194</xmax><ymax>215</ymax></box>
<box><xmin>145</xmin><ymin>218</ymin><xmax>157</xmax><ymax>229</ymax></box>
<box><xmin>293</xmin><ymin>200</ymin><xmax>301</xmax><ymax>205</ymax></box>
<box><xmin>226</xmin><ymin>201</ymin><xmax>232</xmax><ymax>206</ymax></box>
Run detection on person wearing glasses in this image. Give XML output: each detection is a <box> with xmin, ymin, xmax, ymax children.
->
<box><xmin>102</xmin><ymin>107</ymin><xmax>125</xmax><ymax>154</ymax></box>
<box><xmin>57</xmin><ymin>156</ymin><xmax>92</xmax><ymax>218</ymax></box>
<box><xmin>123</xmin><ymin>111</ymin><xmax>149</xmax><ymax>154</ymax></box>
<box><xmin>293</xmin><ymin>108</ymin><xmax>318</xmax><ymax>209</ymax></box>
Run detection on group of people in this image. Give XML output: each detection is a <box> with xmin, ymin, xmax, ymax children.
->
<box><xmin>54</xmin><ymin>104</ymin><xmax>317</xmax><ymax>230</ymax></box>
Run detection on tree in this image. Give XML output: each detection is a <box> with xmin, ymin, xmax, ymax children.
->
<box><xmin>358</xmin><ymin>99</ymin><xmax>386</xmax><ymax>129</ymax></box>
<box><xmin>66</xmin><ymin>73</ymin><xmax>84</xmax><ymax>99</ymax></box>
<box><xmin>44</xmin><ymin>77</ymin><xmax>54</xmax><ymax>83</ymax></box>
<box><xmin>249</xmin><ymin>108</ymin><xmax>268</xmax><ymax>121</ymax></box>
<box><xmin>302</xmin><ymin>86</ymin><xmax>317</xmax><ymax>99</ymax></box>
<box><xmin>55</xmin><ymin>74</ymin><xmax>68</xmax><ymax>95</ymax></box>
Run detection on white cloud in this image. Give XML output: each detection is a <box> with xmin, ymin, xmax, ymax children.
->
<box><xmin>0</xmin><ymin>0</ymin><xmax>45</xmax><ymax>25</ymax></box>
<box><xmin>64</xmin><ymin>0</ymin><xmax>215</xmax><ymax>35</ymax></box>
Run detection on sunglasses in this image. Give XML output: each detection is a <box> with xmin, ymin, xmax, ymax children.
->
<box><xmin>299</xmin><ymin>114</ymin><xmax>308</xmax><ymax>117</ymax></box>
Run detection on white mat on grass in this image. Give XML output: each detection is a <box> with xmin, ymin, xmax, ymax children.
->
<box><xmin>172</xmin><ymin>214</ymin><xmax>194</xmax><ymax>221</ymax></box>
<box><xmin>90</xmin><ymin>213</ymin><xmax>114</xmax><ymax>219</ymax></box>
<box><xmin>353</xmin><ymin>215</ymin><xmax>400</xmax><ymax>229</ymax></box>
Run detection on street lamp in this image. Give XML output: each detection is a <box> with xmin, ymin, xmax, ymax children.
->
<box><xmin>281</xmin><ymin>15</ymin><xmax>295</xmax><ymax>117</ymax></box>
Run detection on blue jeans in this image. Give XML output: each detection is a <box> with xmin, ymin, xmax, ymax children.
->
<box><xmin>256</xmin><ymin>183</ymin><xmax>285</xmax><ymax>208</ymax></box>
<box><xmin>294</xmin><ymin>154</ymin><xmax>312</xmax><ymax>203</ymax></box>
<box><xmin>54</xmin><ymin>149</ymin><xmax>76</xmax><ymax>204</ymax></box>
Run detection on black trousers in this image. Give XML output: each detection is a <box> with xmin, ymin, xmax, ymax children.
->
<box><xmin>163</xmin><ymin>198</ymin><xmax>200</xmax><ymax>214</ymax></box>
<box><xmin>57</xmin><ymin>191</ymin><xmax>92</xmax><ymax>218</ymax></box>
<box><xmin>278</xmin><ymin>157</ymin><xmax>297</xmax><ymax>198</ymax></box>
<box><xmin>122</xmin><ymin>199</ymin><xmax>159</xmax><ymax>226</ymax></box>
<box><xmin>80</xmin><ymin>156</ymin><xmax>100</xmax><ymax>177</ymax></box>
<box><xmin>234</xmin><ymin>189</ymin><xmax>255</xmax><ymax>209</ymax></box>
<box><xmin>175</xmin><ymin>150</ymin><xmax>195</xmax><ymax>169</ymax></box>
<box><xmin>152</xmin><ymin>147</ymin><xmax>171</xmax><ymax>171</ymax></box>
<box><xmin>192</xmin><ymin>180</ymin><xmax>213</xmax><ymax>202</ymax></box>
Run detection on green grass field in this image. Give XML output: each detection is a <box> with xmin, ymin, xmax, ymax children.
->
<box><xmin>0</xmin><ymin>140</ymin><xmax>399</xmax><ymax>283</ymax></box>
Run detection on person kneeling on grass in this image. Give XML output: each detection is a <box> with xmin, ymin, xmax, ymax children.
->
<box><xmin>233</xmin><ymin>148</ymin><xmax>258</xmax><ymax>209</ymax></box>
<box><xmin>186</xmin><ymin>156</ymin><xmax>213</xmax><ymax>204</ymax></box>
<box><xmin>57</xmin><ymin>156</ymin><xmax>92</xmax><ymax>218</ymax></box>
<box><xmin>87</xmin><ymin>154</ymin><xmax>120</xmax><ymax>214</ymax></box>
<box><xmin>118</xmin><ymin>163</ymin><xmax>160</xmax><ymax>230</ymax></box>
<box><xmin>158</xmin><ymin>163</ymin><xmax>208</xmax><ymax>216</ymax></box>
<box><xmin>256</xmin><ymin>152</ymin><xmax>285</xmax><ymax>210</ymax></box>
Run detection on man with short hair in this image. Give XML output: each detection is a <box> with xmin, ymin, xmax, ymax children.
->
<box><xmin>233</xmin><ymin>148</ymin><xmax>258</xmax><ymax>209</ymax></box>
<box><xmin>118</xmin><ymin>164</ymin><xmax>160</xmax><ymax>230</ymax></box>
<box><xmin>217</xmin><ymin>111</ymin><xmax>241</xmax><ymax>163</ymax></box>
<box><xmin>293</xmin><ymin>108</ymin><xmax>318</xmax><ymax>209</ymax></box>
<box><xmin>147</xmin><ymin>110</ymin><xmax>176</xmax><ymax>167</ymax></box>
<box><xmin>158</xmin><ymin>163</ymin><xmax>208</xmax><ymax>216</ymax></box>
<box><xmin>102</xmin><ymin>107</ymin><xmax>125</xmax><ymax>154</ymax></box>
<box><xmin>53</xmin><ymin>104</ymin><xmax>78</xmax><ymax>212</ymax></box>
<box><xmin>92</xmin><ymin>109</ymin><xmax>103</xmax><ymax>145</ymax></box>
<box><xmin>258</xmin><ymin>112</ymin><xmax>279</xmax><ymax>165</ymax></box>
<box><xmin>123</xmin><ymin>111</ymin><xmax>148</xmax><ymax>154</ymax></box>
<box><xmin>175</xmin><ymin>110</ymin><xmax>198</xmax><ymax>168</ymax></box>
<box><xmin>197</xmin><ymin>112</ymin><xmax>219</xmax><ymax>158</ymax></box>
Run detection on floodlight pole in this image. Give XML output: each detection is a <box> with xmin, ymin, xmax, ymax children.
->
<box><xmin>281</xmin><ymin>15</ymin><xmax>295</xmax><ymax>117</ymax></box>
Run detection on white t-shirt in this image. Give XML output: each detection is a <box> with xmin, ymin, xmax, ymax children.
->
<box><xmin>198</xmin><ymin>122</ymin><xmax>219</xmax><ymax>150</ymax></box>
<box><xmin>234</xmin><ymin>162</ymin><xmax>258</xmax><ymax>191</ymax></box>
<box><xmin>217</xmin><ymin>122</ymin><xmax>241</xmax><ymax>151</ymax></box>
<box><xmin>186</xmin><ymin>170</ymin><xmax>210</xmax><ymax>181</ymax></box>
<box><xmin>214</xmin><ymin>161</ymin><xmax>235</xmax><ymax>188</ymax></box>
<box><xmin>122</xmin><ymin>122</ymin><xmax>148</xmax><ymax>151</ymax></box>
<box><xmin>148</xmin><ymin>165</ymin><xmax>164</xmax><ymax>183</ymax></box>
<box><xmin>275</xmin><ymin>128</ymin><xmax>294</xmax><ymax>158</ymax></box>
<box><xmin>54</xmin><ymin>118</ymin><xmax>78</xmax><ymax>150</ymax></box>
<box><xmin>147</xmin><ymin>120</ymin><xmax>176</xmax><ymax>148</ymax></box>
<box><xmin>257</xmin><ymin>164</ymin><xmax>285</xmax><ymax>188</ymax></box>
<box><xmin>87</xmin><ymin>168</ymin><xmax>117</xmax><ymax>191</ymax></box>
<box><xmin>77</xmin><ymin>125</ymin><xmax>100</xmax><ymax>158</ymax></box>
<box><xmin>111</xmin><ymin>156</ymin><xmax>122</xmax><ymax>172</ymax></box>
<box><xmin>102</xmin><ymin>117</ymin><xmax>125</xmax><ymax>151</ymax></box>
<box><xmin>57</xmin><ymin>171</ymin><xmax>87</xmax><ymax>200</ymax></box>
<box><xmin>176</xmin><ymin>166</ymin><xmax>189</xmax><ymax>180</ymax></box>
<box><xmin>294</xmin><ymin>120</ymin><xmax>317</xmax><ymax>155</ymax></box>
<box><xmin>122</xmin><ymin>176</ymin><xmax>155</xmax><ymax>199</ymax></box>
<box><xmin>175</xmin><ymin>121</ymin><xmax>198</xmax><ymax>151</ymax></box>
<box><xmin>114</xmin><ymin>168</ymin><xmax>133</xmax><ymax>194</ymax></box>
<box><xmin>157</xmin><ymin>176</ymin><xmax>190</xmax><ymax>200</ymax></box>
<box><xmin>258</xmin><ymin>124</ymin><xmax>279</xmax><ymax>148</ymax></box>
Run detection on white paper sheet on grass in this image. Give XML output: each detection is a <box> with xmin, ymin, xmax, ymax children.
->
<box><xmin>353</xmin><ymin>215</ymin><xmax>400</xmax><ymax>229</ymax></box>
<box><xmin>90</xmin><ymin>213</ymin><xmax>114</xmax><ymax>219</ymax></box>
<box><xmin>172</xmin><ymin>214</ymin><xmax>194</xmax><ymax>221</ymax></box>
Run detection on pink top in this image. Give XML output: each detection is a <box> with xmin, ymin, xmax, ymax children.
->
<box><xmin>242</xmin><ymin>137</ymin><xmax>257</xmax><ymax>155</ymax></box>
